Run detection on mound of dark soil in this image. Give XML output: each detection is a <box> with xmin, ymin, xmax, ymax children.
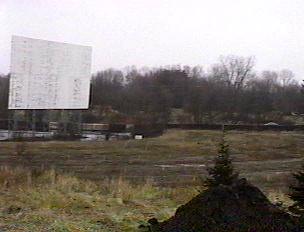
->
<box><xmin>148</xmin><ymin>179</ymin><xmax>300</xmax><ymax>232</ymax></box>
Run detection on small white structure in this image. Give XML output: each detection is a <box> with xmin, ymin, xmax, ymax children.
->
<box><xmin>264</xmin><ymin>122</ymin><xmax>279</xmax><ymax>126</ymax></box>
<box><xmin>134</xmin><ymin>135</ymin><xmax>143</xmax><ymax>140</ymax></box>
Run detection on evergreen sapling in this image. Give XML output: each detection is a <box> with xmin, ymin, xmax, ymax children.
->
<box><xmin>204</xmin><ymin>132</ymin><xmax>239</xmax><ymax>187</ymax></box>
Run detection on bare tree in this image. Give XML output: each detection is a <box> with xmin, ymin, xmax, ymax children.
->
<box><xmin>212</xmin><ymin>55</ymin><xmax>255</xmax><ymax>90</ymax></box>
<box><xmin>279</xmin><ymin>69</ymin><xmax>296</xmax><ymax>86</ymax></box>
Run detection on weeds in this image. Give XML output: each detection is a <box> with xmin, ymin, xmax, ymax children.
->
<box><xmin>0</xmin><ymin>166</ymin><xmax>196</xmax><ymax>232</ymax></box>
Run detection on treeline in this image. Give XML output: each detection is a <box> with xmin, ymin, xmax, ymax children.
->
<box><xmin>0</xmin><ymin>74</ymin><xmax>9</xmax><ymax>119</ymax></box>
<box><xmin>0</xmin><ymin>55</ymin><xmax>303</xmax><ymax>124</ymax></box>
<box><xmin>90</xmin><ymin>55</ymin><xmax>303</xmax><ymax>124</ymax></box>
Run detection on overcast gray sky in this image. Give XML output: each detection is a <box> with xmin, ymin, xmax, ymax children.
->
<box><xmin>1</xmin><ymin>0</ymin><xmax>303</xmax><ymax>80</ymax></box>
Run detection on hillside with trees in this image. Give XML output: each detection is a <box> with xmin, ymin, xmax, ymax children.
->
<box><xmin>1</xmin><ymin>55</ymin><xmax>303</xmax><ymax>124</ymax></box>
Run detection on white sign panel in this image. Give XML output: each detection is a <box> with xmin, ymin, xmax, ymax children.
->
<box><xmin>9</xmin><ymin>35</ymin><xmax>92</xmax><ymax>109</ymax></box>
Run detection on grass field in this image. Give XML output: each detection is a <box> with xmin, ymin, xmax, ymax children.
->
<box><xmin>0</xmin><ymin>129</ymin><xmax>303</xmax><ymax>191</ymax></box>
<box><xmin>0</xmin><ymin>129</ymin><xmax>303</xmax><ymax>231</ymax></box>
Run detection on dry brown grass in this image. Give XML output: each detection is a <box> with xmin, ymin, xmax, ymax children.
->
<box><xmin>0</xmin><ymin>166</ymin><xmax>197</xmax><ymax>231</ymax></box>
<box><xmin>2</xmin><ymin>127</ymin><xmax>303</xmax><ymax>231</ymax></box>
<box><xmin>0</xmin><ymin>165</ymin><xmax>297</xmax><ymax>232</ymax></box>
<box><xmin>0</xmin><ymin>129</ymin><xmax>303</xmax><ymax>191</ymax></box>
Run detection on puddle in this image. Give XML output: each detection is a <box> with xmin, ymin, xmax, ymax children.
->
<box><xmin>155</xmin><ymin>164</ymin><xmax>206</xmax><ymax>169</ymax></box>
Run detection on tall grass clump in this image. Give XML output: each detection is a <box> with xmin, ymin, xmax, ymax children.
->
<box><xmin>0</xmin><ymin>166</ymin><xmax>197</xmax><ymax>232</ymax></box>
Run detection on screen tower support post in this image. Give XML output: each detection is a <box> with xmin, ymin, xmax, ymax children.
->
<box><xmin>7</xmin><ymin>110</ymin><xmax>14</xmax><ymax>140</ymax></box>
<box><xmin>77</xmin><ymin>110</ymin><xmax>82</xmax><ymax>136</ymax></box>
<box><xmin>31</xmin><ymin>110</ymin><xmax>36</xmax><ymax>138</ymax></box>
<box><xmin>61</xmin><ymin>109</ymin><xmax>67</xmax><ymax>136</ymax></box>
<box><xmin>12</xmin><ymin>110</ymin><xmax>18</xmax><ymax>132</ymax></box>
<box><xmin>7</xmin><ymin>110</ymin><xmax>19</xmax><ymax>140</ymax></box>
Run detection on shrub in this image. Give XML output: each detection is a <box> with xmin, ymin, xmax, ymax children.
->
<box><xmin>289</xmin><ymin>163</ymin><xmax>304</xmax><ymax>216</ymax></box>
<box><xmin>203</xmin><ymin>131</ymin><xmax>239</xmax><ymax>187</ymax></box>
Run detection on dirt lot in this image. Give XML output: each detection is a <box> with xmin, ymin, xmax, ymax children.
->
<box><xmin>0</xmin><ymin>129</ymin><xmax>303</xmax><ymax>192</ymax></box>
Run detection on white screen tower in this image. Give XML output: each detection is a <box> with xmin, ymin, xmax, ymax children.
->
<box><xmin>8</xmin><ymin>35</ymin><xmax>92</xmax><ymax>109</ymax></box>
